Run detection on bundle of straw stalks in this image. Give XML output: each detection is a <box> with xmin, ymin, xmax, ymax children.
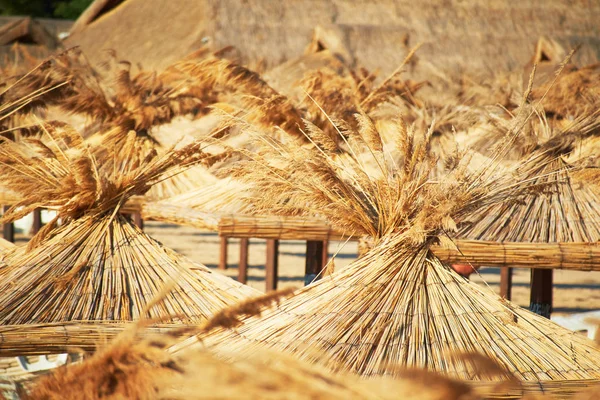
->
<box><xmin>457</xmin><ymin>119</ymin><xmax>600</xmax><ymax>243</ymax></box>
<box><xmin>27</xmin><ymin>289</ymin><xmax>600</xmax><ymax>400</ymax></box>
<box><xmin>25</xmin><ymin>290</ymin><xmax>494</xmax><ymax>400</ymax></box>
<box><xmin>171</xmin><ymin>104</ymin><xmax>600</xmax><ymax>385</ymax></box>
<box><xmin>0</xmin><ymin>121</ymin><xmax>258</xmax><ymax>356</ymax></box>
<box><xmin>140</xmin><ymin>176</ymin><xmax>251</xmax><ymax>230</ymax></box>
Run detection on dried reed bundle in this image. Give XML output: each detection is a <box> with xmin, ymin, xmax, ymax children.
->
<box><xmin>0</xmin><ymin>122</ymin><xmax>259</xmax><ymax>355</ymax></box>
<box><xmin>531</xmin><ymin>63</ymin><xmax>600</xmax><ymax>121</ymax></box>
<box><xmin>141</xmin><ymin>177</ymin><xmax>255</xmax><ymax>230</ymax></box>
<box><xmin>13</xmin><ymin>47</ymin><xmax>202</xmax><ymax>137</ymax></box>
<box><xmin>458</xmin><ymin>141</ymin><xmax>600</xmax><ymax>243</ymax></box>
<box><xmin>0</xmin><ymin>122</ymin><xmax>214</xmax><ymax>226</ymax></box>
<box><xmin>172</xmin><ymin>106</ymin><xmax>600</xmax><ymax>383</ymax></box>
<box><xmin>27</xmin><ymin>291</ymin><xmax>486</xmax><ymax>400</ymax></box>
<box><xmin>174</xmin><ymin>55</ymin><xmax>305</xmax><ymax>139</ymax></box>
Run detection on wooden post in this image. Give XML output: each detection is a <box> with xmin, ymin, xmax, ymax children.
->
<box><xmin>219</xmin><ymin>236</ymin><xmax>228</xmax><ymax>270</ymax></box>
<box><xmin>305</xmin><ymin>240</ymin><xmax>325</xmax><ymax>286</ymax></box>
<box><xmin>32</xmin><ymin>208</ymin><xmax>43</xmax><ymax>235</ymax></box>
<box><xmin>530</xmin><ymin>269</ymin><xmax>553</xmax><ymax>318</ymax></box>
<box><xmin>499</xmin><ymin>267</ymin><xmax>513</xmax><ymax>300</ymax></box>
<box><xmin>132</xmin><ymin>212</ymin><xmax>144</xmax><ymax>231</ymax></box>
<box><xmin>2</xmin><ymin>205</ymin><xmax>14</xmax><ymax>243</ymax></box>
<box><xmin>322</xmin><ymin>240</ymin><xmax>329</xmax><ymax>271</ymax></box>
<box><xmin>238</xmin><ymin>238</ymin><xmax>249</xmax><ymax>284</ymax></box>
<box><xmin>265</xmin><ymin>239</ymin><xmax>279</xmax><ymax>291</ymax></box>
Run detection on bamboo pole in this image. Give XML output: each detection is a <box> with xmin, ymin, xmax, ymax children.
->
<box><xmin>219</xmin><ymin>215</ymin><xmax>345</xmax><ymax>241</ymax></box>
<box><xmin>238</xmin><ymin>238</ymin><xmax>249</xmax><ymax>284</ymax></box>
<box><xmin>431</xmin><ymin>240</ymin><xmax>600</xmax><ymax>271</ymax></box>
<box><xmin>219</xmin><ymin>215</ymin><xmax>600</xmax><ymax>271</ymax></box>
<box><xmin>0</xmin><ymin>322</ymin><xmax>196</xmax><ymax>357</ymax></box>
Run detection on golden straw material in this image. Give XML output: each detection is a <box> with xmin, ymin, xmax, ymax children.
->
<box><xmin>141</xmin><ymin>177</ymin><xmax>256</xmax><ymax>231</ymax></box>
<box><xmin>142</xmin><ymin>203</ymin><xmax>221</xmax><ymax>231</ymax></box>
<box><xmin>0</xmin><ymin>123</ymin><xmax>256</xmax><ymax>296</ymax></box>
<box><xmin>0</xmin><ymin>322</ymin><xmax>191</xmax><ymax>357</ymax></box>
<box><xmin>432</xmin><ymin>240</ymin><xmax>600</xmax><ymax>271</ymax></box>
<box><xmin>218</xmin><ymin>214</ymin><xmax>346</xmax><ymax>241</ymax></box>
<box><xmin>457</xmin><ymin>155</ymin><xmax>600</xmax><ymax>243</ymax></box>
<box><xmin>25</xmin><ymin>321</ymin><xmax>510</xmax><ymax>400</ymax></box>
<box><xmin>175</xmin><ymin>236</ymin><xmax>600</xmax><ymax>381</ymax></box>
<box><xmin>0</xmin><ymin>126</ymin><xmax>260</xmax><ymax>355</ymax></box>
<box><xmin>0</xmin><ymin>237</ymin><xmax>13</xmax><ymax>251</ymax></box>
<box><xmin>0</xmin><ymin>215</ymin><xmax>257</xmax><ymax>331</ymax></box>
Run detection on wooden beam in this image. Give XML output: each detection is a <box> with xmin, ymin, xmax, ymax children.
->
<box><xmin>499</xmin><ymin>267</ymin><xmax>513</xmax><ymax>300</ymax></box>
<box><xmin>2</xmin><ymin>205</ymin><xmax>14</xmax><ymax>243</ymax></box>
<box><xmin>305</xmin><ymin>240</ymin><xmax>325</xmax><ymax>286</ymax></box>
<box><xmin>322</xmin><ymin>240</ymin><xmax>329</xmax><ymax>271</ymax></box>
<box><xmin>238</xmin><ymin>238</ymin><xmax>249</xmax><ymax>284</ymax></box>
<box><xmin>31</xmin><ymin>208</ymin><xmax>43</xmax><ymax>235</ymax></box>
<box><xmin>530</xmin><ymin>269</ymin><xmax>553</xmax><ymax>318</ymax></box>
<box><xmin>218</xmin><ymin>236</ymin><xmax>228</xmax><ymax>270</ymax></box>
<box><xmin>265</xmin><ymin>239</ymin><xmax>279</xmax><ymax>291</ymax></box>
<box><xmin>132</xmin><ymin>212</ymin><xmax>144</xmax><ymax>231</ymax></box>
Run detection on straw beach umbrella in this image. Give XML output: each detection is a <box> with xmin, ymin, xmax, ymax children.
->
<box><xmin>455</xmin><ymin>108</ymin><xmax>600</xmax><ymax>314</ymax></box>
<box><xmin>28</xmin><ymin>296</ymin><xmax>488</xmax><ymax>400</ymax></box>
<box><xmin>172</xmin><ymin>112</ymin><xmax>600</xmax><ymax>386</ymax></box>
<box><xmin>0</xmin><ymin>123</ymin><xmax>258</xmax><ymax>356</ymax></box>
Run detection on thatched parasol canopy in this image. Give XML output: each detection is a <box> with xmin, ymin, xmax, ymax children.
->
<box><xmin>457</xmin><ymin>117</ymin><xmax>600</xmax><ymax>243</ymax></box>
<box><xmin>178</xmin><ymin>235</ymin><xmax>600</xmax><ymax>382</ymax></box>
<box><xmin>0</xmin><ymin>122</ymin><xmax>258</xmax><ymax>356</ymax></box>
<box><xmin>172</xmin><ymin>111</ymin><xmax>600</xmax><ymax>384</ymax></box>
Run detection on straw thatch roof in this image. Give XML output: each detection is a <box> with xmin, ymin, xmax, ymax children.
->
<box><xmin>141</xmin><ymin>176</ymin><xmax>253</xmax><ymax>231</ymax></box>
<box><xmin>69</xmin><ymin>0</ymin><xmax>124</xmax><ymax>36</ymax></box>
<box><xmin>0</xmin><ymin>215</ymin><xmax>256</xmax><ymax>325</ymax></box>
<box><xmin>28</xmin><ymin>317</ymin><xmax>503</xmax><ymax>400</ymax></box>
<box><xmin>263</xmin><ymin>49</ymin><xmax>352</xmax><ymax>100</ymax></box>
<box><xmin>0</xmin><ymin>123</ymin><xmax>258</xmax><ymax>355</ymax></box>
<box><xmin>0</xmin><ymin>17</ymin><xmax>60</xmax><ymax>49</ymax></box>
<box><xmin>457</xmin><ymin>137</ymin><xmax>600</xmax><ymax>243</ymax></box>
<box><xmin>169</xmin><ymin>106</ymin><xmax>600</xmax><ymax>383</ymax></box>
<box><xmin>66</xmin><ymin>0</ymin><xmax>600</xmax><ymax>76</ymax></box>
<box><xmin>177</xmin><ymin>235</ymin><xmax>600</xmax><ymax>382</ymax></box>
<box><xmin>0</xmin><ymin>17</ymin><xmax>63</xmax><ymax>63</ymax></box>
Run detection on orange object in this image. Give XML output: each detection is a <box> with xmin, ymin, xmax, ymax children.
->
<box><xmin>451</xmin><ymin>263</ymin><xmax>479</xmax><ymax>277</ymax></box>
